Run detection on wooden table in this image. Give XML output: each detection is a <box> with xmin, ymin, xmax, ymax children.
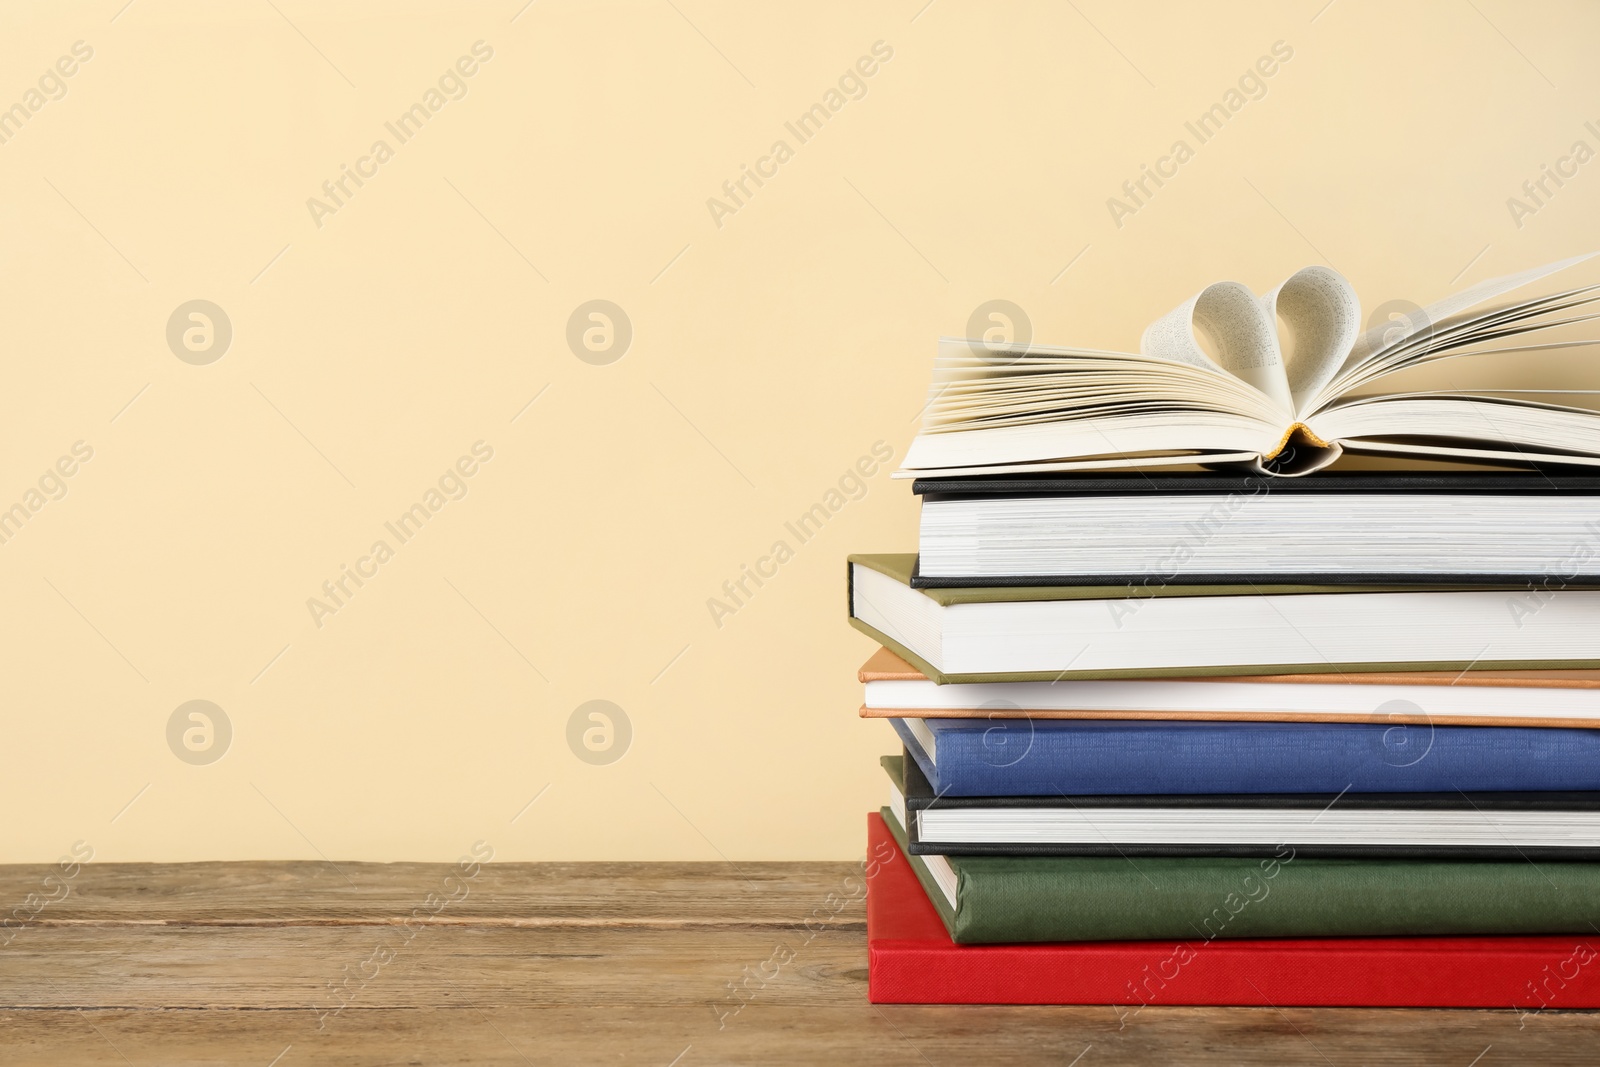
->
<box><xmin>0</xmin><ymin>859</ymin><xmax>1594</xmax><ymax>1064</ymax></box>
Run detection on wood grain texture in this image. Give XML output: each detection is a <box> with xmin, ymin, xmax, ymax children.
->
<box><xmin>0</xmin><ymin>860</ymin><xmax>1595</xmax><ymax>1065</ymax></box>
<box><xmin>3</xmin><ymin>1005</ymin><xmax>1599</xmax><ymax>1066</ymax></box>
<box><xmin>0</xmin><ymin>860</ymin><xmax>865</xmax><ymax>925</ymax></box>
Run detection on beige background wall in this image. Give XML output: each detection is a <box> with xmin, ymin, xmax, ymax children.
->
<box><xmin>2</xmin><ymin>0</ymin><xmax>1599</xmax><ymax>861</ymax></box>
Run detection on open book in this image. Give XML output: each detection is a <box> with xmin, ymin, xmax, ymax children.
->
<box><xmin>903</xmin><ymin>254</ymin><xmax>1600</xmax><ymax>477</ymax></box>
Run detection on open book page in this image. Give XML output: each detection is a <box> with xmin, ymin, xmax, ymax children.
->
<box><xmin>1307</xmin><ymin>393</ymin><xmax>1600</xmax><ymax>466</ymax></box>
<box><xmin>902</xmin><ymin>253</ymin><xmax>1600</xmax><ymax>477</ymax></box>
<box><xmin>1311</xmin><ymin>286</ymin><xmax>1600</xmax><ymax>409</ymax></box>
<box><xmin>1270</xmin><ymin>267</ymin><xmax>1361</xmax><ymax>413</ymax></box>
<box><xmin>1140</xmin><ymin>281</ymin><xmax>1294</xmax><ymax>411</ymax></box>
<box><xmin>1306</xmin><ymin>254</ymin><xmax>1600</xmax><ymax>412</ymax></box>
<box><xmin>888</xmin><ymin>450</ymin><xmax>1266</xmax><ymax>480</ymax></box>
<box><xmin>1334</xmin><ymin>438</ymin><xmax>1600</xmax><ymax>470</ymax></box>
<box><xmin>1139</xmin><ymin>266</ymin><xmax>1361</xmax><ymax>419</ymax></box>
<box><xmin>900</xmin><ymin>339</ymin><xmax>1286</xmax><ymax>473</ymax></box>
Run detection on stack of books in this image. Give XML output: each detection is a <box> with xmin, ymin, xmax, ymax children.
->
<box><xmin>853</xmin><ymin>255</ymin><xmax>1600</xmax><ymax>1009</ymax></box>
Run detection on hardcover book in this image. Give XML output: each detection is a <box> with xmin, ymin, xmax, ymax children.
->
<box><xmin>899</xmin><ymin>254</ymin><xmax>1600</xmax><ymax>479</ymax></box>
<box><xmin>887</xmin><ymin>754</ymin><xmax>1600</xmax><ymax>860</ymax></box>
<box><xmin>879</xmin><ymin>805</ymin><xmax>1600</xmax><ymax>945</ymax></box>
<box><xmin>887</xmin><ymin>712</ymin><xmax>1600</xmax><ymax>796</ymax></box>
<box><xmin>858</xmin><ymin>646</ymin><xmax>1600</xmax><ymax>728</ymax></box>
<box><xmin>911</xmin><ymin>470</ymin><xmax>1600</xmax><ymax>586</ymax></box>
<box><xmin>848</xmin><ymin>554</ymin><xmax>1600</xmax><ymax>683</ymax></box>
<box><xmin>865</xmin><ymin>811</ymin><xmax>1600</xmax><ymax>1007</ymax></box>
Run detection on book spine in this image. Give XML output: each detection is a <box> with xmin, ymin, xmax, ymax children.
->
<box><xmin>929</xmin><ymin>721</ymin><xmax>1600</xmax><ymax>796</ymax></box>
<box><xmin>869</xmin><ymin>938</ymin><xmax>1600</xmax><ymax>1007</ymax></box>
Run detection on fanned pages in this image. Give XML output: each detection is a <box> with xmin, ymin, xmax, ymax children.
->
<box><xmin>902</xmin><ymin>254</ymin><xmax>1600</xmax><ymax>477</ymax></box>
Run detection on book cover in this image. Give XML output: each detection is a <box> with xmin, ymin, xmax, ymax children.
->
<box><xmin>911</xmin><ymin>471</ymin><xmax>1600</xmax><ymax>497</ymax></box>
<box><xmin>858</xmin><ymin>646</ymin><xmax>1600</xmax><ymax>729</ymax></box>
<box><xmin>887</xmin><ymin>714</ymin><xmax>1600</xmax><ymax>796</ymax></box>
<box><xmin>853</xmin><ymin>552</ymin><xmax>1464</xmax><ymax>604</ymax></box>
<box><xmin>910</xmin><ymin>471</ymin><xmax>1600</xmax><ymax>589</ymax></box>
<box><xmin>866</xmin><ymin>811</ymin><xmax>1600</xmax><ymax>1007</ymax></box>
<box><xmin>880</xmin><ymin>806</ymin><xmax>1600</xmax><ymax>945</ymax></box>
<box><xmin>849</xmin><ymin>554</ymin><xmax>1600</xmax><ymax>684</ymax></box>
<box><xmin>888</xmin><ymin>754</ymin><xmax>1600</xmax><ymax>860</ymax></box>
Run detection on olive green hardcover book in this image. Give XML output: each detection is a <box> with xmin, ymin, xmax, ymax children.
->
<box><xmin>848</xmin><ymin>554</ymin><xmax>1600</xmax><ymax>684</ymax></box>
<box><xmin>879</xmin><ymin>756</ymin><xmax>1600</xmax><ymax>944</ymax></box>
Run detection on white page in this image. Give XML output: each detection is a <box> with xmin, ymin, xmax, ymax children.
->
<box><xmin>1265</xmin><ymin>266</ymin><xmax>1361</xmax><ymax>415</ymax></box>
<box><xmin>1141</xmin><ymin>280</ymin><xmax>1294</xmax><ymax>413</ymax></box>
<box><xmin>1340</xmin><ymin>252</ymin><xmax>1600</xmax><ymax>375</ymax></box>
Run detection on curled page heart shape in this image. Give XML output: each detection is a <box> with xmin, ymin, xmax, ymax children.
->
<box><xmin>1264</xmin><ymin>265</ymin><xmax>1361</xmax><ymax>412</ymax></box>
<box><xmin>1140</xmin><ymin>279</ymin><xmax>1293</xmax><ymax>412</ymax></box>
<box><xmin>1141</xmin><ymin>265</ymin><xmax>1361</xmax><ymax>421</ymax></box>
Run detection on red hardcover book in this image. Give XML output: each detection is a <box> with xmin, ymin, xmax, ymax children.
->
<box><xmin>865</xmin><ymin>812</ymin><xmax>1600</xmax><ymax>1010</ymax></box>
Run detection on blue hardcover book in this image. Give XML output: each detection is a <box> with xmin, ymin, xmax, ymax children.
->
<box><xmin>889</xmin><ymin>717</ymin><xmax>1600</xmax><ymax>796</ymax></box>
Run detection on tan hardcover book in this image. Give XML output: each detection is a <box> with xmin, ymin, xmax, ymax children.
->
<box><xmin>857</xmin><ymin>647</ymin><xmax>1600</xmax><ymax>728</ymax></box>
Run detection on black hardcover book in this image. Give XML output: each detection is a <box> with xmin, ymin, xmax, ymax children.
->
<box><xmin>910</xmin><ymin>470</ymin><xmax>1600</xmax><ymax>588</ymax></box>
<box><xmin>889</xmin><ymin>751</ymin><xmax>1600</xmax><ymax>860</ymax></box>
<box><xmin>911</xmin><ymin>471</ymin><xmax>1600</xmax><ymax>497</ymax></box>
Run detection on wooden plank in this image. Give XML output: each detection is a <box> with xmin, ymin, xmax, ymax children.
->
<box><xmin>0</xmin><ymin>859</ymin><xmax>1595</xmax><ymax>1064</ymax></box>
<box><xmin>0</xmin><ymin>925</ymin><xmax>868</xmax><ymax>1009</ymax></box>
<box><xmin>1</xmin><ymin>1005</ymin><xmax>1597</xmax><ymax>1066</ymax></box>
<box><xmin>0</xmin><ymin>860</ymin><xmax>866</xmax><ymax>926</ymax></box>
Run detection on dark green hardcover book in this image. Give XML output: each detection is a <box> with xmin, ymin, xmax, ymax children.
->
<box><xmin>880</xmin><ymin>756</ymin><xmax>1600</xmax><ymax>944</ymax></box>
